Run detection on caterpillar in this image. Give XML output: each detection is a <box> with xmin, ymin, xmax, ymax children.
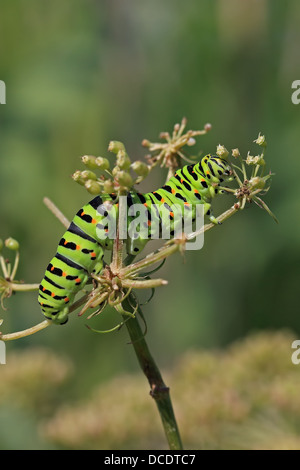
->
<box><xmin>38</xmin><ymin>154</ymin><xmax>233</xmax><ymax>325</ymax></box>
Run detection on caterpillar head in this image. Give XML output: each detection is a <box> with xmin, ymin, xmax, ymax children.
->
<box><xmin>42</xmin><ymin>306</ymin><xmax>69</xmax><ymax>325</ymax></box>
<box><xmin>201</xmin><ymin>154</ymin><xmax>233</xmax><ymax>184</ymax></box>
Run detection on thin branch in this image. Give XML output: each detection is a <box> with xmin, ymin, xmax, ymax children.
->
<box><xmin>0</xmin><ymin>319</ymin><xmax>51</xmax><ymax>341</ymax></box>
<box><xmin>43</xmin><ymin>197</ymin><xmax>70</xmax><ymax>228</ymax></box>
<box><xmin>8</xmin><ymin>282</ymin><xmax>40</xmax><ymax>291</ymax></box>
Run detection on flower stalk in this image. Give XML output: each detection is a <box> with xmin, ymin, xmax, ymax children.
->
<box><xmin>122</xmin><ymin>295</ymin><xmax>183</xmax><ymax>450</ymax></box>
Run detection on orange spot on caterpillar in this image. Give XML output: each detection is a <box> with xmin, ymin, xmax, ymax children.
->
<box><xmin>51</xmin><ymin>266</ymin><xmax>55</xmax><ymax>271</ymax></box>
<box><xmin>62</xmin><ymin>271</ymin><xmax>67</xmax><ymax>277</ymax></box>
<box><xmin>181</xmin><ymin>179</ymin><xmax>184</xmax><ymax>183</ymax></box>
<box><xmin>81</xmin><ymin>211</ymin><xmax>85</xmax><ymax>216</ymax></box>
<box><xmin>194</xmin><ymin>189</ymin><xmax>199</xmax><ymax>194</ymax></box>
<box><xmin>184</xmin><ymin>202</ymin><xmax>190</xmax><ymax>206</ymax></box>
<box><xmin>147</xmin><ymin>220</ymin><xmax>151</xmax><ymax>226</ymax></box>
<box><xmin>64</xmin><ymin>297</ymin><xmax>70</xmax><ymax>303</ymax></box>
<box><xmin>170</xmin><ymin>212</ymin><xmax>174</xmax><ymax>218</ymax></box>
<box><xmin>161</xmin><ymin>198</ymin><xmax>165</xmax><ymax>203</ymax></box>
<box><xmin>143</xmin><ymin>202</ymin><xmax>148</xmax><ymax>207</ymax></box>
<box><xmin>64</xmin><ymin>240</ymin><xmax>68</xmax><ymax>245</ymax></box>
<box><xmin>76</xmin><ymin>245</ymin><xmax>81</xmax><ymax>250</ymax></box>
<box><xmin>42</xmin><ymin>287</ymin><xmax>46</xmax><ymax>291</ymax></box>
<box><xmin>91</xmin><ymin>218</ymin><xmax>97</xmax><ymax>224</ymax></box>
<box><xmin>91</xmin><ymin>252</ymin><xmax>96</xmax><ymax>257</ymax></box>
<box><xmin>171</xmin><ymin>188</ymin><xmax>176</xmax><ymax>194</ymax></box>
<box><xmin>51</xmin><ymin>292</ymin><xmax>55</xmax><ymax>297</ymax></box>
<box><xmin>75</xmin><ymin>278</ymin><xmax>81</xmax><ymax>284</ymax></box>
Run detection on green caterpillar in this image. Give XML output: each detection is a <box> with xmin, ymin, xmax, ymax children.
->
<box><xmin>38</xmin><ymin>154</ymin><xmax>233</xmax><ymax>325</ymax></box>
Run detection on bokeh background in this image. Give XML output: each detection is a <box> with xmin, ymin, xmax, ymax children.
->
<box><xmin>0</xmin><ymin>0</ymin><xmax>300</xmax><ymax>449</ymax></box>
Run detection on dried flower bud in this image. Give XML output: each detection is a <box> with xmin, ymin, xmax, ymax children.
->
<box><xmin>246</xmin><ymin>152</ymin><xmax>265</xmax><ymax>166</ymax></box>
<box><xmin>108</xmin><ymin>141</ymin><xmax>125</xmax><ymax>154</ymax></box>
<box><xmin>81</xmin><ymin>155</ymin><xmax>98</xmax><ymax>169</ymax></box>
<box><xmin>187</xmin><ymin>138</ymin><xmax>196</xmax><ymax>146</ymax></box>
<box><xmin>95</xmin><ymin>157</ymin><xmax>110</xmax><ymax>171</ymax></box>
<box><xmin>216</xmin><ymin>145</ymin><xmax>229</xmax><ymax>159</ymax></box>
<box><xmin>5</xmin><ymin>237</ymin><xmax>19</xmax><ymax>251</ymax></box>
<box><xmin>131</xmin><ymin>161</ymin><xmax>149</xmax><ymax>177</ymax></box>
<box><xmin>112</xmin><ymin>166</ymin><xmax>120</xmax><ymax>176</ymax></box>
<box><xmin>84</xmin><ymin>179</ymin><xmax>102</xmax><ymax>195</ymax></box>
<box><xmin>254</xmin><ymin>133</ymin><xmax>267</xmax><ymax>147</ymax></box>
<box><xmin>232</xmin><ymin>148</ymin><xmax>240</xmax><ymax>158</ymax></box>
<box><xmin>204</xmin><ymin>123</ymin><xmax>212</xmax><ymax>132</ymax></box>
<box><xmin>141</xmin><ymin>139</ymin><xmax>151</xmax><ymax>148</ymax></box>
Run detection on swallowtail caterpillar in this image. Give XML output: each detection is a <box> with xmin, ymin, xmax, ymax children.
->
<box><xmin>38</xmin><ymin>154</ymin><xmax>233</xmax><ymax>324</ymax></box>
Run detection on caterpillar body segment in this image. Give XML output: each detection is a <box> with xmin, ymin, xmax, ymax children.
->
<box><xmin>38</xmin><ymin>154</ymin><xmax>232</xmax><ymax>324</ymax></box>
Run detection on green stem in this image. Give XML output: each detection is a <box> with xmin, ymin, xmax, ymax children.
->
<box><xmin>0</xmin><ymin>319</ymin><xmax>51</xmax><ymax>341</ymax></box>
<box><xmin>8</xmin><ymin>282</ymin><xmax>40</xmax><ymax>291</ymax></box>
<box><xmin>122</xmin><ymin>295</ymin><xmax>183</xmax><ymax>450</ymax></box>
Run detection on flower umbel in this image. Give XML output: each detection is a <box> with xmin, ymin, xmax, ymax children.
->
<box><xmin>142</xmin><ymin>117</ymin><xmax>211</xmax><ymax>178</ymax></box>
<box><xmin>218</xmin><ymin>134</ymin><xmax>277</xmax><ymax>222</ymax></box>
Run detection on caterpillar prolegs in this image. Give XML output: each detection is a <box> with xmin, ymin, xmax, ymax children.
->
<box><xmin>38</xmin><ymin>154</ymin><xmax>233</xmax><ymax>325</ymax></box>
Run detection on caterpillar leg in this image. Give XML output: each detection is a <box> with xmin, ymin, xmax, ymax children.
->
<box><xmin>217</xmin><ymin>187</ymin><xmax>231</xmax><ymax>195</ymax></box>
<box><xmin>204</xmin><ymin>203</ymin><xmax>221</xmax><ymax>225</ymax></box>
<box><xmin>91</xmin><ymin>259</ymin><xmax>104</xmax><ymax>276</ymax></box>
<box><xmin>43</xmin><ymin>306</ymin><xmax>70</xmax><ymax>325</ymax></box>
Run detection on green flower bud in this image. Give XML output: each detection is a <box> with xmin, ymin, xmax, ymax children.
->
<box><xmin>131</xmin><ymin>160</ymin><xmax>149</xmax><ymax>177</ymax></box>
<box><xmin>0</xmin><ymin>239</ymin><xmax>3</xmax><ymax>253</ymax></box>
<box><xmin>116</xmin><ymin>150</ymin><xmax>131</xmax><ymax>170</ymax></box>
<box><xmin>108</xmin><ymin>141</ymin><xmax>125</xmax><ymax>154</ymax></box>
<box><xmin>5</xmin><ymin>237</ymin><xmax>19</xmax><ymax>251</ymax></box>
<box><xmin>103</xmin><ymin>179</ymin><xmax>115</xmax><ymax>193</ymax></box>
<box><xmin>116</xmin><ymin>171</ymin><xmax>133</xmax><ymax>188</ymax></box>
<box><xmin>256</xmin><ymin>155</ymin><xmax>265</xmax><ymax>166</ymax></box>
<box><xmin>95</xmin><ymin>157</ymin><xmax>110</xmax><ymax>171</ymax></box>
<box><xmin>112</xmin><ymin>166</ymin><xmax>121</xmax><ymax>177</ymax></box>
<box><xmin>84</xmin><ymin>179</ymin><xmax>102</xmax><ymax>195</ymax></box>
<box><xmin>249</xmin><ymin>177</ymin><xmax>266</xmax><ymax>190</ymax></box>
<box><xmin>81</xmin><ymin>155</ymin><xmax>98</xmax><ymax>169</ymax></box>
<box><xmin>72</xmin><ymin>171</ymin><xmax>85</xmax><ymax>186</ymax></box>
<box><xmin>81</xmin><ymin>170</ymin><xmax>97</xmax><ymax>181</ymax></box>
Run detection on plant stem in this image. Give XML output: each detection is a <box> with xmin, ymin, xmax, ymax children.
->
<box><xmin>43</xmin><ymin>197</ymin><xmax>70</xmax><ymax>228</ymax></box>
<box><xmin>8</xmin><ymin>282</ymin><xmax>40</xmax><ymax>291</ymax></box>
<box><xmin>0</xmin><ymin>319</ymin><xmax>51</xmax><ymax>341</ymax></box>
<box><xmin>122</xmin><ymin>295</ymin><xmax>183</xmax><ymax>450</ymax></box>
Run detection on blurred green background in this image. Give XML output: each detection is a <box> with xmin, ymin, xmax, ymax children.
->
<box><xmin>1</xmin><ymin>0</ymin><xmax>300</xmax><ymax>450</ymax></box>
